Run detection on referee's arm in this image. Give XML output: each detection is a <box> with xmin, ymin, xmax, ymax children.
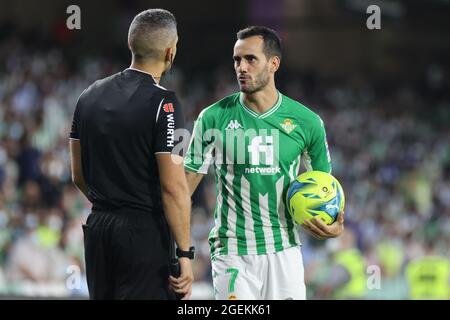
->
<box><xmin>154</xmin><ymin>94</ymin><xmax>192</xmax><ymax>252</ymax></box>
<box><xmin>157</xmin><ymin>153</ymin><xmax>192</xmax><ymax>252</ymax></box>
<box><xmin>69</xmin><ymin>99</ymin><xmax>89</xmax><ymax>199</ymax></box>
<box><xmin>70</xmin><ymin>139</ymin><xmax>89</xmax><ymax>198</ymax></box>
<box><xmin>158</xmin><ymin>154</ymin><xmax>193</xmax><ymax>299</ymax></box>
<box><xmin>155</xmin><ymin>95</ymin><xmax>193</xmax><ymax>299</ymax></box>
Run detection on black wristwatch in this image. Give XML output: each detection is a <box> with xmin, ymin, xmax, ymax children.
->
<box><xmin>176</xmin><ymin>246</ymin><xmax>195</xmax><ymax>260</ymax></box>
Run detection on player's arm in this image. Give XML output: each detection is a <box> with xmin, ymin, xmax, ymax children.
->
<box><xmin>302</xmin><ymin>115</ymin><xmax>344</xmax><ymax>239</ymax></box>
<box><xmin>183</xmin><ymin>108</ymin><xmax>214</xmax><ymax>195</ymax></box>
<box><xmin>185</xmin><ymin>171</ymin><xmax>205</xmax><ymax>196</ymax></box>
<box><xmin>69</xmin><ymin>139</ymin><xmax>89</xmax><ymax>198</ymax></box>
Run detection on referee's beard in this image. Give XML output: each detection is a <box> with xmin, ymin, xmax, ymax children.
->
<box><xmin>162</xmin><ymin>56</ymin><xmax>174</xmax><ymax>77</ymax></box>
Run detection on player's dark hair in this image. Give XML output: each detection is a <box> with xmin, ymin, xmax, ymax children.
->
<box><xmin>237</xmin><ymin>26</ymin><xmax>282</xmax><ymax>60</ymax></box>
<box><xmin>128</xmin><ymin>9</ymin><xmax>177</xmax><ymax>62</ymax></box>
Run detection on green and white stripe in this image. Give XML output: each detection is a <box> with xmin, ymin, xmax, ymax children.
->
<box><xmin>211</xmin><ymin>175</ymin><xmax>301</xmax><ymax>256</ymax></box>
<box><xmin>241</xmin><ymin>176</ymin><xmax>253</xmax><ymax>253</ymax></box>
<box><xmin>257</xmin><ymin>193</ymin><xmax>273</xmax><ymax>252</ymax></box>
<box><xmin>224</xmin><ymin>165</ymin><xmax>238</xmax><ymax>254</ymax></box>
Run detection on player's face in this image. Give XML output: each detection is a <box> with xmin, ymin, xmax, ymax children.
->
<box><xmin>233</xmin><ymin>36</ymin><xmax>271</xmax><ymax>94</ymax></box>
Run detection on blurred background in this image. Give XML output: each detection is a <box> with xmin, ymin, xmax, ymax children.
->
<box><xmin>0</xmin><ymin>0</ymin><xmax>449</xmax><ymax>299</ymax></box>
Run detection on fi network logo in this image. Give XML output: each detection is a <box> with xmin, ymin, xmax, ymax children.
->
<box><xmin>248</xmin><ymin>136</ymin><xmax>274</xmax><ymax>165</ymax></box>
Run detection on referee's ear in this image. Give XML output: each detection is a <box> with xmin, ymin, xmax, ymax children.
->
<box><xmin>165</xmin><ymin>48</ymin><xmax>174</xmax><ymax>66</ymax></box>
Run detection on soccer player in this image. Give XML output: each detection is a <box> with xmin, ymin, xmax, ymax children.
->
<box><xmin>70</xmin><ymin>9</ymin><xmax>194</xmax><ymax>299</ymax></box>
<box><xmin>184</xmin><ymin>26</ymin><xmax>344</xmax><ymax>300</ymax></box>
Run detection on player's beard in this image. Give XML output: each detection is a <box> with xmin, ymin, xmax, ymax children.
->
<box><xmin>240</xmin><ymin>68</ymin><xmax>270</xmax><ymax>94</ymax></box>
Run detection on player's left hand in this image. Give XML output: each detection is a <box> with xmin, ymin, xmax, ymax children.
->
<box><xmin>302</xmin><ymin>211</ymin><xmax>344</xmax><ymax>240</ymax></box>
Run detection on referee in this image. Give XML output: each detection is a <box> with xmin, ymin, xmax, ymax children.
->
<box><xmin>69</xmin><ymin>9</ymin><xmax>193</xmax><ymax>299</ymax></box>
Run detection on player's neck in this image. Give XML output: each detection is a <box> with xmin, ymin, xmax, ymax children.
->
<box><xmin>242</xmin><ymin>85</ymin><xmax>278</xmax><ymax>114</ymax></box>
<box><xmin>129</xmin><ymin>60</ymin><xmax>164</xmax><ymax>84</ymax></box>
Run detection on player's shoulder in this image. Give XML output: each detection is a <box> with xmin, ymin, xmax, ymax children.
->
<box><xmin>197</xmin><ymin>92</ymin><xmax>240</xmax><ymax>119</ymax></box>
<box><xmin>281</xmin><ymin>94</ymin><xmax>324</xmax><ymax>126</ymax></box>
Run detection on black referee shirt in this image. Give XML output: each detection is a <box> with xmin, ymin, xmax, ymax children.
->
<box><xmin>70</xmin><ymin>68</ymin><xmax>185</xmax><ymax>213</ymax></box>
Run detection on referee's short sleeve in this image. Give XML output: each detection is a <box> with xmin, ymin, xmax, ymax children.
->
<box><xmin>153</xmin><ymin>92</ymin><xmax>185</xmax><ymax>154</ymax></box>
<box><xmin>70</xmin><ymin>99</ymin><xmax>80</xmax><ymax>139</ymax></box>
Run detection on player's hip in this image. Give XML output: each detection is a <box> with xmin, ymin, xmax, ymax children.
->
<box><xmin>209</xmin><ymin>237</ymin><xmax>302</xmax><ymax>259</ymax></box>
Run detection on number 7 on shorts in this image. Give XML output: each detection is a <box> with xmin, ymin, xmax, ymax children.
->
<box><xmin>225</xmin><ymin>268</ymin><xmax>239</xmax><ymax>293</ymax></box>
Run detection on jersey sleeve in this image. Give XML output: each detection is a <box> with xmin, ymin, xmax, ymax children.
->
<box><xmin>153</xmin><ymin>92</ymin><xmax>185</xmax><ymax>154</ymax></box>
<box><xmin>307</xmin><ymin>115</ymin><xmax>332</xmax><ymax>173</ymax></box>
<box><xmin>70</xmin><ymin>98</ymin><xmax>81</xmax><ymax>140</ymax></box>
<box><xmin>184</xmin><ymin>108</ymin><xmax>215</xmax><ymax>174</ymax></box>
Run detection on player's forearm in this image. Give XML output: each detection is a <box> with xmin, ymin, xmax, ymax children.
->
<box><xmin>185</xmin><ymin>171</ymin><xmax>204</xmax><ymax>196</ymax></box>
<box><xmin>161</xmin><ymin>187</ymin><xmax>192</xmax><ymax>251</ymax></box>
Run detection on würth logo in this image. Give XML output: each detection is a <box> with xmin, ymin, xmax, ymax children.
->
<box><xmin>163</xmin><ymin>103</ymin><xmax>174</xmax><ymax>113</ymax></box>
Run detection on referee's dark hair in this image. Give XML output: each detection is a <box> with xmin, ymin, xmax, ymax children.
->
<box><xmin>128</xmin><ymin>9</ymin><xmax>177</xmax><ymax>63</ymax></box>
<box><xmin>237</xmin><ymin>26</ymin><xmax>282</xmax><ymax>60</ymax></box>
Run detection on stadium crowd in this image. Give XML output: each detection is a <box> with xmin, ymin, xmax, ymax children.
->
<box><xmin>0</xmin><ymin>38</ymin><xmax>449</xmax><ymax>299</ymax></box>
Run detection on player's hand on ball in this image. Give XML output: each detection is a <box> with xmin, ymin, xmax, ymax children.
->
<box><xmin>302</xmin><ymin>211</ymin><xmax>344</xmax><ymax>240</ymax></box>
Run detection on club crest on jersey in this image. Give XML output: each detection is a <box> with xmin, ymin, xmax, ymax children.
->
<box><xmin>280</xmin><ymin>119</ymin><xmax>297</xmax><ymax>134</ymax></box>
<box><xmin>163</xmin><ymin>103</ymin><xmax>174</xmax><ymax>113</ymax></box>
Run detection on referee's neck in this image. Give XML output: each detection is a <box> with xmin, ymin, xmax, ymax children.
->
<box><xmin>129</xmin><ymin>61</ymin><xmax>163</xmax><ymax>84</ymax></box>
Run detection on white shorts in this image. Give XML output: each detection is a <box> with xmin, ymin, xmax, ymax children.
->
<box><xmin>211</xmin><ymin>246</ymin><xmax>306</xmax><ymax>300</ymax></box>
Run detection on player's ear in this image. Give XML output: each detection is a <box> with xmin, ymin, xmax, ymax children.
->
<box><xmin>270</xmin><ymin>56</ymin><xmax>280</xmax><ymax>73</ymax></box>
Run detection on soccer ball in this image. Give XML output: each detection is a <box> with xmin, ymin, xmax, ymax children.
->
<box><xmin>286</xmin><ymin>171</ymin><xmax>345</xmax><ymax>225</ymax></box>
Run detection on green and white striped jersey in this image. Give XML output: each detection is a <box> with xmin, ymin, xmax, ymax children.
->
<box><xmin>184</xmin><ymin>91</ymin><xmax>332</xmax><ymax>258</ymax></box>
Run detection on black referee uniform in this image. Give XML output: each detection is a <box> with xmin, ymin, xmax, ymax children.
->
<box><xmin>70</xmin><ymin>68</ymin><xmax>184</xmax><ymax>299</ymax></box>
